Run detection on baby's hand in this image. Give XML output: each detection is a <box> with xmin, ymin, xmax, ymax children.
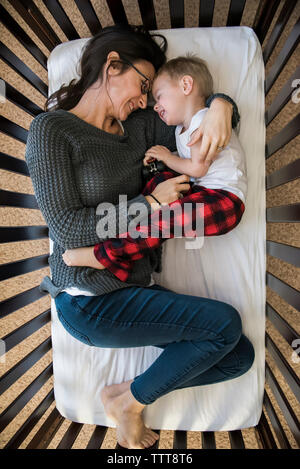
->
<box><xmin>62</xmin><ymin>249</ymin><xmax>78</xmax><ymax>267</ymax></box>
<box><xmin>62</xmin><ymin>247</ymin><xmax>105</xmax><ymax>270</ymax></box>
<box><xmin>143</xmin><ymin>154</ymin><xmax>156</xmax><ymax>166</ymax></box>
<box><xmin>145</xmin><ymin>145</ymin><xmax>172</xmax><ymax>164</ymax></box>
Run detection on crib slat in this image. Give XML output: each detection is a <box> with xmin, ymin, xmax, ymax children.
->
<box><xmin>266</xmin><ymin>272</ymin><xmax>300</xmax><ymax>311</ymax></box>
<box><xmin>86</xmin><ymin>425</ymin><xmax>108</xmax><ymax>449</ymax></box>
<box><xmin>0</xmin><ymin>153</ymin><xmax>30</xmax><ymax>176</ymax></box>
<box><xmin>0</xmin><ymin>3</ymin><xmax>47</xmax><ymax>69</ymax></box>
<box><xmin>266</xmin><ymin>241</ymin><xmax>300</xmax><ymax>268</ymax></box>
<box><xmin>5</xmin><ymin>82</ymin><xmax>43</xmax><ymax>117</ymax></box>
<box><xmin>265</xmin><ymin>67</ymin><xmax>300</xmax><ymax>126</ymax></box>
<box><xmin>265</xmin><ymin>16</ymin><xmax>300</xmax><ymax>95</ymax></box>
<box><xmin>252</xmin><ymin>0</ymin><xmax>281</xmax><ymax>44</ymax></box>
<box><xmin>137</xmin><ymin>0</ymin><xmax>157</xmax><ymax>31</ymax></box>
<box><xmin>266</xmin><ymin>303</ymin><xmax>299</xmax><ymax>346</ymax></box>
<box><xmin>173</xmin><ymin>430</ymin><xmax>187</xmax><ymax>448</ymax></box>
<box><xmin>0</xmin><ymin>41</ymin><xmax>48</xmax><ymax>97</ymax></box>
<box><xmin>201</xmin><ymin>431</ymin><xmax>216</xmax><ymax>448</ymax></box>
<box><xmin>266</xmin><ymin>363</ymin><xmax>300</xmax><ymax>446</ymax></box>
<box><xmin>7</xmin><ymin>0</ymin><xmax>60</xmax><ymax>50</ymax></box>
<box><xmin>228</xmin><ymin>430</ymin><xmax>245</xmax><ymax>449</ymax></box>
<box><xmin>73</xmin><ymin>0</ymin><xmax>102</xmax><ymax>36</ymax></box>
<box><xmin>0</xmin><ymin>286</ymin><xmax>48</xmax><ymax>319</ymax></box>
<box><xmin>0</xmin><ymin>116</ymin><xmax>28</xmax><ymax>143</ymax></box>
<box><xmin>226</xmin><ymin>0</ymin><xmax>246</xmax><ymax>26</ymax></box>
<box><xmin>0</xmin><ymin>189</ymin><xmax>38</xmax><ymax>208</ymax></box>
<box><xmin>3</xmin><ymin>309</ymin><xmax>51</xmax><ymax>353</ymax></box>
<box><xmin>0</xmin><ymin>363</ymin><xmax>53</xmax><ymax>434</ymax></box>
<box><xmin>266</xmin><ymin>333</ymin><xmax>300</xmax><ymax>402</ymax></box>
<box><xmin>41</xmin><ymin>0</ymin><xmax>80</xmax><ymax>40</ymax></box>
<box><xmin>266</xmin><ymin>159</ymin><xmax>300</xmax><ymax>189</ymax></box>
<box><xmin>266</xmin><ymin>114</ymin><xmax>300</xmax><ymax>158</ymax></box>
<box><xmin>0</xmin><ymin>338</ymin><xmax>52</xmax><ymax>396</ymax></box>
<box><xmin>57</xmin><ymin>422</ymin><xmax>84</xmax><ymax>449</ymax></box>
<box><xmin>263</xmin><ymin>390</ymin><xmax>291</xmax><ymax>449</ymax></box>
<box><xmin>198</xmin><ymin>0</ymin><xmax>215</xmax><ymax>27</ymax></box>
<box><xmin>263</xmin><ymin>0</ymin><xmax>298</xmax><ymax>64</ymax></box>
<box><xmin>0</xmin><ymin>226</ymin><xmax>49</xmax><ymax>243</ymax></box>
<box><xmin>267</xmin><ymin>203</ymin><xmax>300</xmax><ymax>223</ymax></box>
<box><xmin>0</xmin><ymin>255</ymin><xmax>49</xmax><ymax>282</ymax></box>
<box><xmin>169</xmin><ymin>0</ymin><xmax>184</xmax><ymax>29</ymax></box>
<box><xmin>256</xmin><ymin>409</ymin><xmax>277</xmax><ymax>448</ymax></box>
<box><xmin>26</xmin><ymin>406</ymin><xmax>64</xmax><ymax>449</ymax></box>
<box><xmin>106</xmin><ymin>0</ymin><xmax>128</xmax><ymax>26</ymax></box>
<box><xmin>4</xmin><ymin>389</ymin><xmax>55</xmax><ymax>449</ymax></box>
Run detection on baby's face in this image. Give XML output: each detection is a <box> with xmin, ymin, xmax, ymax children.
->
<box><xmin>152</xmin><ymin>74</ymin><xmax>185</xmax><ymax>126</ymax></box>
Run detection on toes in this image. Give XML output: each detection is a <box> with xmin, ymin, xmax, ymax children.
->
<box><xmin>145</xmin><ymin>434</ymin><xmax>155</xmax><ymax>445</ymax></box>
<box><xmin>144</xmin><ymin>433</ymin><xmax>156</xmax><ymax>447</ymax></box>
<box><xmin>120</xmin><ymin>437</ymin><xmax>146</xmax><ymax>450</ymax></box>
<box><xmin>134</xmin><ymin>442</ymin><xmax>146</xmax><ymax>449</ymax></box>
<box><xmin>141</xmin><ymin>437</ymin><xmax>153</xmax><ymax>448</ymax></box>
<box><xmin>147</xmin><ymin>429</ymin><xmax>159</xmax><ymax>441</ymax></box>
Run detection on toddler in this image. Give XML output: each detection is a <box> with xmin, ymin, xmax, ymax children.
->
<box><xmin>62</xmin><ymin>56</ymin><xmax>247</xmax><ymax>280</ymax></box>
<box><xmin>144</xmin><ymin>56</ymin><xmax>246</xmax><ymax>199</ymax></box>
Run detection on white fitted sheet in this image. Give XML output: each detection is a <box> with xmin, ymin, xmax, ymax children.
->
<box><xmin>48</xmin><ymin>26</ymin><xmax>266</xmax><ymax>431</ymax></box>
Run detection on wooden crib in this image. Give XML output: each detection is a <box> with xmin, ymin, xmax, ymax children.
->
<box><xmin>0</xmin><ymin>0</ymin><xmax>299</xmax><ymax>450</ymax></box>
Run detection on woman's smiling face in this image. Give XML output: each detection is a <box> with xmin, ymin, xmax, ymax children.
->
<box><xmin>107</xmin><ymin>58</ymin><xmax>156</xmax><ymax>121</ymax></box>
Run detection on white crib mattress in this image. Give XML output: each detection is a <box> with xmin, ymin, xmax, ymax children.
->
<box><xmin>48</xmin><ymin>26</ymin><xmax>266</xmax><ymax>431</ymax></box>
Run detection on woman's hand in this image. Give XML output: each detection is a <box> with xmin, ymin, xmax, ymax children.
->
<box><xmin>187</xmin><ymin>98</ymin><xmax>233</xmax><ymax>166</ymax></box>
<box><xmin>148</xmin><ymin>174</ymin><xmax>191</xmax><ymax>205</ymax></box>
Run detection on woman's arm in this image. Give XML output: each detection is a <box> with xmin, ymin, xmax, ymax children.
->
<box><xmin>186</xmin><ymin>95</ymin><xmax>238</xmax><ymax>165</ymax></box>
<box><xmin>25</xmin><ymin>114</ymin><xmax>153</xmax><ymax>250</ymax></box>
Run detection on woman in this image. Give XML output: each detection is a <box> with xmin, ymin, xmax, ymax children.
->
<box><xmin>25</xmin><ymin>24</ymin><xmax>254</xmax><ymax>450</ymax></box>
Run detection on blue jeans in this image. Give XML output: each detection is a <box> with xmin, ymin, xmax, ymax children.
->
<box><xmin>54</xmin><ymin>284</ymin><xmax>255</xmax><ymax>405</ymax></box>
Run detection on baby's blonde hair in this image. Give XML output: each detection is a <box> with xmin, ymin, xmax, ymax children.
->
<box><xmin>156</xmin><ymin>54</ymin><xmax>214</xmax><ymax>99</ymax></box>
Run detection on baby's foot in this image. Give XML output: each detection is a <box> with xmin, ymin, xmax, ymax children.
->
<box><xmin>62</xmin><ymin>246</ymin><xmax>105</xmax><ymax>269</ymax></box>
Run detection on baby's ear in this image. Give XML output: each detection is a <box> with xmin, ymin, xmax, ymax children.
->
<box><xmin>180</xmin><ymin>75</ymin><xmax>194</xmax><ymax>95</ymax></box>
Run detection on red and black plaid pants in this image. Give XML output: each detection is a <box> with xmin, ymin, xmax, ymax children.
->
<box><xmin>94</xmin><ymin>170</ymin><xmax>245</xmax><ymax>281</ymax></box>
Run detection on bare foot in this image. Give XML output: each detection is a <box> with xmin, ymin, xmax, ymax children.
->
<box><xmin>101</xmin><ymin>380</ymin><xmax>159</xmax><ymax>449</ymax></box>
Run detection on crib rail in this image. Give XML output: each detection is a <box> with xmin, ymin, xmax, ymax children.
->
<box><xmin>0</xmin><ymin>0</ymin><xmax>299</xmax><ymax>450</ymax></box>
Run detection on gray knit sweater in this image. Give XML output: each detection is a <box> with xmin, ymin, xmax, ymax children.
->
<box><xmin>25</xmin><ymin>108</ymin><xmax>176</xmax><ymax>298</ymax></box>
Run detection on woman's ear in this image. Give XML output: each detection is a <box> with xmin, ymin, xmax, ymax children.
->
<box><xmin>106</xmin><ymin>51</ymin><xmax>121</xmax><ymax>75</ymax></box>
<box><xmin>180</xmin><ymin>75</ymin><xmax>194</xmax><ymax>95</ymax></box>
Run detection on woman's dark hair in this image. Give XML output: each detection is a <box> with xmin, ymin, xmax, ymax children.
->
<box><xmin>45</xmin><ymin>24</ymin><xmax>167</xmax><ymax>111</ymax></box>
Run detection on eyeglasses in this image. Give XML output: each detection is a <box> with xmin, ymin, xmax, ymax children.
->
<box><xmin>113</xmin><ymin>58</ymin><xmax>152</xmax><ymax>95</ymax></box>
